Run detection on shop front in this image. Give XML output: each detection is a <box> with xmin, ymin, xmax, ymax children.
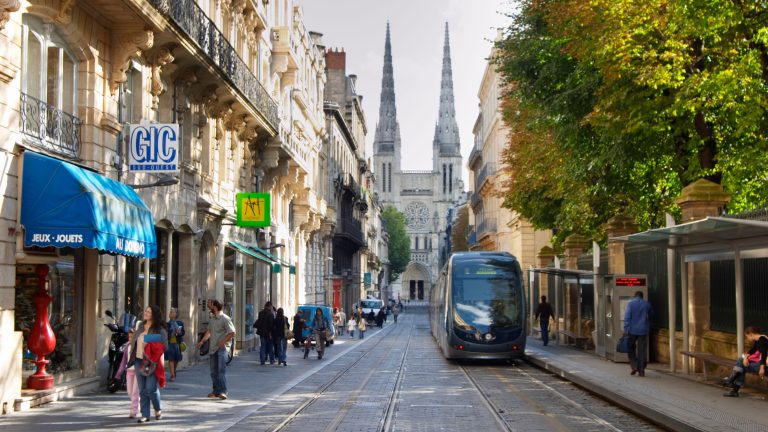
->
<box><xmin>15</xmin><ymin>151</ymin><xmax>156</xmax><ymax>391</ymax></box>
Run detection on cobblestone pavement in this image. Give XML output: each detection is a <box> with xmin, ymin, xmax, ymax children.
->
<box><xmin>1</xmin><ymin>309</ymin><xmax>663</xmax><ymax>431</ymax></box>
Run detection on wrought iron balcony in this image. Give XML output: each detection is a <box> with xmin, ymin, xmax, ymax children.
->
<box><xmin>475</xmin><ymin>162</ymin><xmax>497</xmax><ymax>191</ymax></box>
<box><xmin>20</xmin><ymin>93</ymin><xmax>81</xmax><ymax>159</ymax></box>
<box><xmin>336</xmin><ymin>215</ymin><xmax>364</xmax><ymax>247</ymax></box>
<box><xmin>477</xmin><ymin>217</ymin><xmax>498</xmax><ymax>237</ymax></box>
<box><xmin>150</xmin><ymin>0</ymin><xmax>279</xmax><ymax>131</ymax></box>
<box><xmin>470</xmin><ymin>192</ymin><xmax>482</xmax><ymax>208</ymax></box>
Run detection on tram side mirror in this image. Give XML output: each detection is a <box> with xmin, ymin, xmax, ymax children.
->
<box><xmin>105</xmin><ymin>310</ymin><xmax>114</xmax><ymax>319</ymax></box>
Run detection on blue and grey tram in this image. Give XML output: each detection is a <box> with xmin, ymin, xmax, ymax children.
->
<box><xmin>429</xmin><ymin>251</ymin><xmax>526</xmax><ymax>360</ymax></box>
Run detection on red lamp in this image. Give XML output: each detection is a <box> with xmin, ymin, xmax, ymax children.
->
<box><xmin>26</xmin><ymin>264</ymin><xmax>56</xmax><ymax>390</ymax></box>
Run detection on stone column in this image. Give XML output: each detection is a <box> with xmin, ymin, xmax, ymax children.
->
<box><xmin>563</xmin><ymin>234</ymin><xmax>589</xmax><ymax>333</ymax></box>
<box><xmin>675</xmin><ymin>179</ymin><xmax>731</xmax><ymax>352</ymax></box>
<box><xmin>605</xmin><ymin>214</ymin><xmax>638</xmax><ymax>275</ymax></box>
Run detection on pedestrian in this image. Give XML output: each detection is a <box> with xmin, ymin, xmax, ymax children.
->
<box><xmin>338</xmin><ymin>308</ymin><xmax>347</xmax><ymax>336</ymax></box>
<box><xmin>534</xmin><ymin>295</ymin><xmax>553</xmax><ymax>346</ymax></box>
<box><xmin>292</xmin><ymin>311</ymin><xmax>306</xmax><ymax>347</ymax></box>
<box><xmin>133</xmin><ymin>305</ymin><xmax>167</xmax><ymax>423</ymax></box>
<box><xmin>115</xmin><ymin>323</ymin><xmax>139</xmax><ymax>418</ymax></box>
<box><xmin>333</xmin><ymin>308</ymin><xmax>341</xmax><ymax>336</ymax></box>
<box><xmin>195</xmin><ymin>299</ymin><xmax>236</xmax><ymax>400</ymax></box>
<box><xmin>376</xmin><ymin>308</ymin><xmax>385</xmax><ymax>328</ymax></box>
<box><xmin>165</xmin><ymin>307</ymin><xmax>185</xmax><ymax>381</ymax></box>
<box><xmin>392</xmin><ymin>303</ymin><xmax>400</xmax><ymax>324</ymax></box>
<box><xmin>255</xmin><ymin>301</ymin><xmax>275</xmax><ymax>365</ymax></box>
<box><xmin>722</xmin><ymin>326</ymin><xmax>767</xmax><ymax>397</ymax></box>
<box><xmin>358</xmin><ymin>313</ymin><xmax>367</xmax><ymax>339</ymax></box>
<box><xmin>347</xmin><ymin>316</ymin><xmax>356</xmax><ymax>338</ymax></box>
<box><xmin>311</xmin><ymin>308</ymin><xmax>330</xmax><ymax>359</ymax></box>
<box><xmin>623</xmin><ymin>291</ymin><xmax>654</xmax><ymax>377</ymax></box>
<box><xmin>273</xmin><ymin>308</ymin><xmax>288</xmax><ymax>366</ymax></box>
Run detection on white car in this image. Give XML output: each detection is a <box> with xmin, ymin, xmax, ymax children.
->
<box><xmin>360</xmin><ymin>298</ymin><xmax>383</xmax><ymax>322</ymax></box>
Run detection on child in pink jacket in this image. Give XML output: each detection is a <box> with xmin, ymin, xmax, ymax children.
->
<box><xmin>116</xmin><ymin>328</ymin><xmax>139</xmax><ymax>418</ymax></box>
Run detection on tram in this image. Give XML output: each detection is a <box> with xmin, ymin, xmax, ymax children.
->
<box><xmin>429</xmin><ymin>251</ymin><xmax>526</xmax><ymax>360</ymax></box>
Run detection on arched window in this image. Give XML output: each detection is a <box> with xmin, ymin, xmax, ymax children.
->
<box><xmin>22</xmin><ymin>16</ymin><xmax>77</xmax><ymax>114</ymax></box>
<box><xmin>21</xmin><ymin>16</ymin><xmax>79</xmax><ymax>157</ymax></box>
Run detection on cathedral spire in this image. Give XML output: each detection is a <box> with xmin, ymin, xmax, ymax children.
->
<box><xmin>374</xmin><ymin>21</ymin><xmax>400</xmax><ymax>155</ymax></box>
<box><xmin>433</xmin><ymin>22</ymin><xmax>460</xmax><ymax>156</ymax></box>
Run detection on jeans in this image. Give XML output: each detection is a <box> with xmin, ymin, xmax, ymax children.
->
<box><xmin>134</xmin><ymin>359</ymin><xmax>161</xmax><ymax>418</ymax></box>
<box><xmin>273</xmin><ymin>337</ymin><xmax>286</xmax><ymax>363</ymax></box>
<box><xmin>627</xmin><ymin>334</ymin><xmax>648</xmax><ymax>373</ymax></box>
<box><xmin>394</xmin><ymin>314</ymin><xmax>398</xmax><ymax>323</ymax></box>
<box><xmin>210</xmin><ymin>348</ymin><xmax>228</xmax><ymax>395</ymax></box>
<box><xmin>359</xmin><ymin>329</ymin><xmax>365</xmax><ymax>339</ymax></box>
<box><xmin>731</xmin><ymin>355</ymin><xmax>762</xmax><ymax>386</ymax></box>
<box><xmin>540</xmin><ymin>319</ymin><xmax>549</xmax><ymax>346</ymax></box>
<box><xmin>316</xmin><ymin>330</ymin><xmax>327</xmax><ymax>356</ymax></box>
<box><xmin>260</xmin><ymin>335</ymin><xmax>274</xmax><ymax>364</ymax></box>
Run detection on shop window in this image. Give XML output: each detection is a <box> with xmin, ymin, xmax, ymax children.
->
<box><xmin>223</xmin><ymin>247</ymin><xmax>235</xmax><ymax>318</ymax></box>
<box><xmin>15</xmin><ymin>250</ymin><xmax>84</xmax><ymax>374</ymax></box>
<box><xmin>125</xmin><ymin>228</ymin><xmax>168</xmax><ymax>314</ymax></box>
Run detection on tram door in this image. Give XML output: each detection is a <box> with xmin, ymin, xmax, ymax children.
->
<box><xmin>603</xmin><ymin>274</ymin><xmax>648</xmax><ymax>363</ymax></box>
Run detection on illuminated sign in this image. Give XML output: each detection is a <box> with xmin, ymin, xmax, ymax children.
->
<box><xmin>236</xmin><ymin>193</ymin><xmax>271</xmax><ymax>227</ymax></box>
<box><xmin>128</xmin><ymin>122</ymin><xmax>179</xmax><ymax>172</ymax></box>
<box><xmin>615</xmin><ymin>277</ymin><xmax>646</xmax><ymax>287</ymax></box>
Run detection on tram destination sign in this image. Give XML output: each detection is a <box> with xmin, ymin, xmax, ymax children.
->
<box><xmin>614</xmin><ymin>277</ymin><xmax>647</xmax><ymax>287</ymax></box>
<box><xmin>128</xmin><ymin>122</ymin><xmax>179</xmax><ymax>173</ymax></box>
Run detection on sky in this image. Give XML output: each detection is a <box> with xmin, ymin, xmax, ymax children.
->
<box><xmin>297</xmin><ymin>0</ymin><xmax>511</xmax><ymax>180</ymax></box>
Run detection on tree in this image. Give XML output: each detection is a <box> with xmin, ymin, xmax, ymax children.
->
<box><xmin>451</xmin><ymin>205</ymin><xmax>469</xmax><ymax>253</ymax></box>
<box><xmin>382</xmin><ymin>206</ymin><xmax>410</xmax><ymax>283</ymax></box>
<box><xmin>494</xmin><ymin>0</ymin><xmax>768</xmax><ymax>245</ymax></box>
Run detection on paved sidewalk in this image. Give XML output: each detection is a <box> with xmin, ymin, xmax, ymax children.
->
<box><xmin>0</xmin><ymin>325</ymin><xmax>390</xmax><ymax>431</ymax></box>
<box><xmin>526</xmin><ymin>339</ymin><xmax>768</xmax><ymax>432</ymax></box>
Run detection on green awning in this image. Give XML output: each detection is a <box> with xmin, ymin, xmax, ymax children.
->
<box><xmin>249</xmin><ymin>245</ymin><xmax>291</xmax><ymax>267</ymax></box>
<box><xmin>228</xmin><ymin>241</ymin><xmax>272</xmax><ymax>265</ymax></box>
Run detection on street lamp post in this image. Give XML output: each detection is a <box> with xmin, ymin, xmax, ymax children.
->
<box><xmin>265</xmin><ymin>242</ymin><xmax>285</xmax><ymax>302</ymax></box>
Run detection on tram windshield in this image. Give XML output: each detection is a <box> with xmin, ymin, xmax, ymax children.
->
<box><xmin>451</xmin><ymin>258</ymin><xmax>522</xmax><ymax>334</ymax></box>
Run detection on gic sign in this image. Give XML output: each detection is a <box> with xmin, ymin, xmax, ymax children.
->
<box><xmin>128</xmin><ymin>123</ymin><xmax>179</xmax><ymax>173</ymax></box>
<box><xmin>236</xmin><ymin>193</ymin><xmax>271</xmax><ymax>227</ymax></box>
<box><xmin>614</xmin><ymin>277</ymin><xmax>647</xmax><ymax>287</ymax></box>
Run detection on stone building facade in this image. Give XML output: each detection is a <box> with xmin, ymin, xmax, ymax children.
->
<box><xmin>467</xmin><ymin>35</ymin><xmax>551</xmax><ymax>281</ymax></box>
<box><xmin>0</xmin><ymin>0</ymin><xmax>384</xmax><ymax>414</ymax></box>
<box><xmin>373</xmin><ymin>23</ymin><xmax>463</xmax><ymax>302</ymax></box>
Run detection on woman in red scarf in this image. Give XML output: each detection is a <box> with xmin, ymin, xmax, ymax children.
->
<box><xmin>133</xmin><ymin>305</ymin><xmax>168</xmax><ymax>423</ymax></box>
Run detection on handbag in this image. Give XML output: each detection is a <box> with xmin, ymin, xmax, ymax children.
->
<box><xmin>616</xmin><ymin>336</ymin><xmax>631</xmax><ymax>354</ymax></box>
<box><xmin>139</xmin><ymin>358</ymin><xmax>157</xmax><ymax>377</ymax></box>
<box><xmin>179</xmin><ymin>341</ymin><xmax>187</xmax><ymax>352</ymax></box>
<box><xmin>284</xmin><ymin>323</ymin><xmax>294</xmax><ymax>340</ymax></box>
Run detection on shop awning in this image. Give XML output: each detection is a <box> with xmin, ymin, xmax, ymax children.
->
<box><xmin>249</xmin><ymin>245</ymin><xmax>291</xmax><ymax>267</ymax></box>
<box><xmin>227</xmin><ymin>241</ymin><xmax>272</xmax><ymax>265</ymax></box>
<box><xmin>20</xmin><ymin>151</ymin><xmax>157</xmax><ymax>258</ymax></box>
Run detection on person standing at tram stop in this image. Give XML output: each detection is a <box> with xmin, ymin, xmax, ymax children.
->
<box><xmin>722</xmin><ymin>326</ymin><xmax>767</xmax><ymax>397</ymax></box>
<box><xmin>196</xmin><ymin>299</ymin><xmax>236</xmax><ymax>400</ymax></box>
<box><xmin>623</xmin><ymin>291</ymin><xmax>654</xmax><ymax>377</ymax></box>
<box><xmin>133</xmin><ymin>305</ymin><xmax>168</xmax><ymax>423</ymax></box>
<box><xmin>534</xmin><ymin>296</ymin><xmax>553</xmax><ymax>346</ymax></box>
<box><xmin>392</xmin><ymin>303</ymin><xmax>401</xmax><ymax>324</ymax></box>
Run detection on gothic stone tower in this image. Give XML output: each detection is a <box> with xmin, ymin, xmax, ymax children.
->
<box><xmin>374</xmin><ymin>23</ymin><xmax>463</xmax><ymax>302</ymax></box>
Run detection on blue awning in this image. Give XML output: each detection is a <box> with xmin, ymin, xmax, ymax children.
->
<box><xmin>20</xmin><ymin>151</ymin><xmax>157</xmax><ymax>258</ymax></box>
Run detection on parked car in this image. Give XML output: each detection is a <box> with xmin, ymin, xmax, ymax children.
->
<box><xmin>297</xmin><ymin>305</ymin><xmax>336</xmax><ymax>346</ymax></box>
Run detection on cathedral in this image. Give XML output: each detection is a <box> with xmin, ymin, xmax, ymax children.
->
<box><xmin>373</xmin><ymin>23</ymin><xmax>464</xmax><ymax>301</ymax></box>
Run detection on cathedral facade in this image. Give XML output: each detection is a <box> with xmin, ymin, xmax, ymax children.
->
<box><xmin>373</xmin><ymin>23</ymin><xmax>464</xmax><ymax>301</ymax></box>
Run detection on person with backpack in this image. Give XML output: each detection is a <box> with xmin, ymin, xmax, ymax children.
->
<box><xmin>255</xmin><ymin>301</ymin><xmax>275</xmax><ymax>365</ymax></box>
<box><xmin>310</xmin><ymin>309</ymin><xmax>330</xmax><ymax>360</ymax></box>
<box><xmin>272</xmin><ymin>308</ymin><xmax>289</xmax><ymax>366</ymax></box>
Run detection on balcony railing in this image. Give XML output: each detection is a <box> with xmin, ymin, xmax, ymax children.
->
<box><xmin>477</xmin><ymin>217</ymin><xmax>498</xmax><ymax>236</ymax></box>
<box><xmin>337</xmin><ymin>215</ymin><xmax>364</xmax><ymax>246</ymax></box>
<box><xmin>150</xmin><ymin>0</ymin><xmax>279</xmax><ymax>131</ymax></box>
<box><xmin>470</xmin><ymin>192</ymin><xmax>482</xmax><ymax>208</ymax></box>
<box><xmin>475</xmin><ymin>162</ymin><xmax>497</xmax><ymax>191</ymax></box>
<box><xmin>20</xmin><ymin>93</ymin><xmax>81</xmax><ymax>159</ymax></box>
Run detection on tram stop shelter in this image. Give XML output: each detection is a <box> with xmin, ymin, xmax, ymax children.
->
<box><xmin>611</xmin><ymin>216</ymin><xmax>768</xmax><ymax>372</ymax></box>
<box><xmin>527</xmin><ymin>267</ymin><xmax>595</xmax><ymax>347</ymax></box>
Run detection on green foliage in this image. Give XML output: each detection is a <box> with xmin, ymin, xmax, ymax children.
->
<box><xmin>451</xmin><ymin>206</ymin><xmax>469</xmax><ymax>253</ymax></box>
<box><xmin>495</xmin><ymin>0</ymin><xmax>768</xmax><ymax>244</ymax></box>
<box><xmin>382</xmin><ymin>206</ymin><xmax>411</xmax><ymax>283</ymax></box>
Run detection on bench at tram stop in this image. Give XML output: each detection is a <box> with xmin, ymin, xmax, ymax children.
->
<box><xmin>681</xmin><ymin>351</ymin><xmax>768</xmax><ymax>390</ymax></box>
<box><xmin>559</xmin><ymin>330</ymin><xmax>589</xmax><ymax>349</ymax></box>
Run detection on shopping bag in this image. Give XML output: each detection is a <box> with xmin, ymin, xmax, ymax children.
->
<box><xmin>616</xmin><ymin>336</ymin><xmax>631</xmax><ymax>353</ymax></box>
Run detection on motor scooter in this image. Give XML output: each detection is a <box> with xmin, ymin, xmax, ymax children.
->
<box><xmin>104</xmin><ymin>310</ymin><xmax>132</xmax><ymax>393</ymax></box>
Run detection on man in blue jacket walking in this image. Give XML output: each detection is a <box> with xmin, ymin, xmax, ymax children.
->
<box><xmin>624</xmin><ymin>291</ymin><xmax>653</xmax><ymax>377</ymax></box>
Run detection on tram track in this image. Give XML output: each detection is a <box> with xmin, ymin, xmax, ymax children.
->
<box><xmin>378</xmin><ymin>324</ymin><xmax>414</xmax><ymax>432</ymax></box>
<box><xmin>268</xmin><ymin>321</ymin><xmax>410</xmax><ymax>432</ymax></box>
